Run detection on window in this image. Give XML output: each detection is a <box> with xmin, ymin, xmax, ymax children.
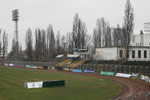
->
<box><xmin>132</xmin><ymin>50</ymin><xmax>135</xmax><ymax>58</ymax></box>
<box><xmin>144</xmin><ymin>50</ymin><xmax>147</xmax><ymax>58</ymax></box>
<box><xmin>138</xmin><ymin>50</ymin><xmax>141</xmax><ymax>58</ymax></box>
<box><xmin>119</xmin><ymin>50</ymin><xmax>123</xmax><ymax>58</ymax></box>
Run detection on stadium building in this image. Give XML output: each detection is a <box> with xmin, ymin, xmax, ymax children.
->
<box><xmin>94</xmin><ymin>46</ymin><xmax>150</xmax><ymax>61</ymax></box>
<box><xmin>94</xmin><ymin>23</ymin><xmax>150</xmax><ymax>61</ymax></box>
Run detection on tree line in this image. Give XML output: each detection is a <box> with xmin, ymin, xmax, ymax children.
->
<box><xmin>6</xmin><ymin>0</ymin><xmax>134</xmax><ymax>61</ymax></box>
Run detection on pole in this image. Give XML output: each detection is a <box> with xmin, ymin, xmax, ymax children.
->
<box><xmin>15</xmin><ymin>21</ymin><xmax>19</xmax><ymax>61</ymax></box>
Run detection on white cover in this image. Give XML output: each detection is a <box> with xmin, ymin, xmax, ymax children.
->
<box><xmin>25</xmin><ymin>82</ymin><xmax>43</xmax><ymax>88</ymax></box>
<box><xmin>9</xmin><ymin>64</ymin><xmax>14</xmax><ymax>66</ymax></box>
<box><xmin>140</xmin><ymin>75</ymin><xmax>149</xmax><ymax>82</ymax></box>
<box><xmin>116</xmin><ymin>73</ymin><xmax>131</xmax><ymax>78</ymax></box>
<box><xmin>4</xmin><ymin>63</ymin><xmax>8</xmax><ymax>66</ymax></box>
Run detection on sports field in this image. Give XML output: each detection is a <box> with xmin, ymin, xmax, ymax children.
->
<box><xmin>0</xmin><ymin>67</ymin><xmax>122</xmax><ymax>100</ymax></box>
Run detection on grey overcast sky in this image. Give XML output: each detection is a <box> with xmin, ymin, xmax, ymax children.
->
<box><xmin>0</xmin><ymin>0</ymin><xmax>150</xmax><ymax>51</ymax></box>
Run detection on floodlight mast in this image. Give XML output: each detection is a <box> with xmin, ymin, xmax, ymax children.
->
<box><xmin>12</xmin><ymin>9</ymin><xmax>19</xmax><ymax>61</ymax></box>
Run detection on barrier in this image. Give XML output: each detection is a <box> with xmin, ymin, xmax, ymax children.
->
<box><xmin>24</xmin><ymin>81</ymin><xmax>43</xmax><ymax>88</ymax></box>
<box><xmin>37</xmin><ymin>66</ymin><xmax>44</xmax><ymax>69</ymax></box>
<box><xmin>26</xmin><ymin>65</ymin><xmax>37</xmax><ymax>68</ymax></box>
<box><xmin>84</xmin><ymin>69</ymin><xmax>94</xmax><ymax>73</ymax></box>
<box><xmin>63</xmin><ymin>68</ymin><xmax>72</xmax><ymax>71</ymax></box>
<box><xmin>131</xmin><ymin>73</ymin><xmax>138</xmax><ymax>78</ymax></box>
<box><xmin>4</xmin><ymin>63</ymin><xmax>8</xmax><ymax>66</ymax></box>
<box><xmin>24</xmin><ymin>80</ymin><xmax>65</xmax><ymax>88</ymax></box>
<box><xmin>72</xmin><ymin>69</ymin><xmax>82</xmax><ymax>73</ymax></box>
<box><xmin>43</xmin><ymin>80</ymin><xmax>65</xmax><ymax>87</ymax></box>
<box><xmin>140</xmin><ymin>75</ymin><xmax>149</xmax><ymax>82</ymax></box>
<box><xmin>32</xmin><ymin>66</ymin><xmax>37</xmax><ymax>68</ymax></box>
<box><xmin>116</xmin><ymin>73</ymin><xmax>131</xmax><ymax>78</ymax></box>
<box><xmin>9</xmin><ymin>64</ymin><xmax>14</xmax><ymax>66</ymax></box>
<box><xmin>100</xmin><ymin>71</ymin><xmax>115</xmax><ymax>76</ymax></box>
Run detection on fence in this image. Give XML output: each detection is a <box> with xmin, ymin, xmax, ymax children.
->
<box><xmin>5</xmin><ymin>61</ymin><xmax>57</xmax><ymax>70</ymax></box>
<box><xmin>5</xmin><ymin>61</ymin><xmax>150</xmax><ymax>77</ymax></box>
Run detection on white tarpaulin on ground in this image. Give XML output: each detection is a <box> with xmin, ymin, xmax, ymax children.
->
<box><xmin>140</xmin><ymin>75</ymin><xmax>149</xmax><ymax>82</ymax></box>
<box><xmin>131</xmin><ymin>73</ymin><xmax>138</xmax><ymax>78</ymax></box>
<box><xmin>4</xmin><ymin>63</ymin><xmax>8</xmax><ymax>66</ymax></box>
<box><xmin>9</xmin><ymin>64</ymin><xmax>14</xmax><ymax>66</ymax></box>
<box><xmin>116</xmin><ymin>73</ymin><xmax>131</xmax><ymax>78</ymax></box>
<box><xmin>24</xmin><ymin>82</ymin><xmax>43</xmax><ymax>88</ymax></box>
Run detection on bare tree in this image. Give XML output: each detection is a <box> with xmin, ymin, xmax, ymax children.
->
<box><xmin>2</xmin><ymin>31</ymin><xmax>8</xmax><ymax>59</ymax></box>
<box><xmin>72</xmin><ymin>13</ymin><xmax>88</xmax><ymax>49</ymax></box>
<box><xmin>35</xmin><ymin>29</ymin><xmax>42</xmax><ymax>60</ymax></box>
<box><xmin>85</xmin><ymin>34</ymin><xmax>92</xmax><ymax>48</ymax></box>
<box><xmin>72</xmin><ymin>13</ymin><xmax>80</xmax><ymax>48</ymax></box>
<box><xmin>56</xmin><ymin>31</ymin><xmax>61</xmax><ymax>55</ymax></box>
<box><xmin>105</xmin><ymin>22</ymin><xmax>112</xmax><ymax>47</ymax></box>
<box><xmin>80</xmin><ymin>22</ymin><xmax>87</xmax><ymax>49</ymax></box>
<box><xmin>61</xmin><ymin>35</ymin><xmax>65</xmax><ymax>53</ymax></box>
<box><xmin>41</xmin><ymin>29</ymin><xmax>47</xmax><ymax>60</ymax></box>
<box><xmin>123</xmin><ymin>0</ymin><xmax>134</xmax><ymax>59</ymax></box>
<box><xmin>25</xmin><ymin>28</ymin><xmax>33</xmax><ymax>60</ymax></box>
<box><xmin>0</xmin><ymin>29</ymin><xmax>1</xmax><ymax>61</ymax></box>
<box><xmin>113</xmin><ymin>24</ymin><xmax>122</xmax><ymax>46</ymax></box>
<box><xmin>93</xmin><ymin>18</ymin><xmax>111</xmax><ymax>47</ymax></box>
<box><xmin>93</xmin><ymin>28</ymin><xmax>98</xmax><ymax>48</ymax></box>
<box><xmin>65</xmin><ymin>32</ymin><xmax>72</xmax><ymax>54</ymax></box>
<box><xmin>47</xmin><ymin>25</ymin><xmax>55</xmax><ymax>59</ymax></box>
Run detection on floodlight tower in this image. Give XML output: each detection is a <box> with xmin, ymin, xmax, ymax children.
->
<box><xmin>12</xmin><ymin>9</ymin><xmax>19</xmax><ymax>60</ymax></box>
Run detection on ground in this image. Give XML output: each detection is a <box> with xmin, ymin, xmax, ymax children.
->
<box><xmin>0</xmin><ymin>67</ymin><xmax>121</xmax><ymax>100</ymax></box>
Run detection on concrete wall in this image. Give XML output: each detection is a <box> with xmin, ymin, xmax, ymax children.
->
<box><xmin>94</xmin><ymin>47</ymin><xmax>118</xmax><ymax>60</ymax></box>
<box><xmin>94</xmin><ymin>47</ymin><xmax>150</xmax><ymax>61</ymax></box>
<box><xmin>128</xmin><ymin>47</ymin><xmax>150</xmax><ymax>61</ymax></box>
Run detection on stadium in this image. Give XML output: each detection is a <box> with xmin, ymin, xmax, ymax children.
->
<box><xmin>2</xmin><ymin>45</ymin><xmax>150</xmax><ymax>100</ymax></box>
<box><xmin>1</xmin><ymin>0</ymin><xmax>150</xmax><ymax>100</ymax></box>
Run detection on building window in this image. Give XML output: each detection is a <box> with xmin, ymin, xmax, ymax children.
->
<box><xmin>132</xmin><ymin>50</ymin><xmax>135</xmax><ymax>58</ymax></box>
<box><xmin>119</xmin><ymin>50</ymin><xmax>123</xmax><ymax>58</ymax></box>
<box><xmin>144</xmin><ymin>50</ymin><xmax>147</xmax><ymax>58</ymax></box>
<box><xmin>138</xmin><ymin>50</ymin><xmax>141</xmax><ymax>58</ymax></box>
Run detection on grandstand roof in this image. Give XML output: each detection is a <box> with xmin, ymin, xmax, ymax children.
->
<box><xmin>67</xmin><ymin>54</ymin><xmax>80</xmax><ymax>58</ymax></box>
<box><xmin>56</xmin><ymin>54</ymin><xmax>64</xmax><ymax>58</ymax></box>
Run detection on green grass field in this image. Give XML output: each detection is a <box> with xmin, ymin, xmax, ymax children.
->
<box><xmin>0</xmin><ymin>67</ymin><xmax>122</xmax><ymax>100</ymax></box>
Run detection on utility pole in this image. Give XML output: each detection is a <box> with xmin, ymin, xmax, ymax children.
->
<box><xmin>12</xmin><ymin>9</ymin><xmax>19</xmax><ymax>61</ymax></box>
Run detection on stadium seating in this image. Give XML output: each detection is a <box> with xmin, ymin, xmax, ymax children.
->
<box><xmin>55</xmin><ymin>59</ymin><xmax>72</xmax><ymax>67</ymax></box>
<box><xmin>67</xmin><ymin>59</ymin><xmax>87</xmax><ymax>68</ymax></box>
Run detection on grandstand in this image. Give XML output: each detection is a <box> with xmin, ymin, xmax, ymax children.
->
<box><xmin>67</xmin><ymin>59</ymin><xmax>87</xmax><ymax>68</ymax></box>
<box><xmin>55</xmin><ymin>59</ymin><xmax>72</xmax><ymax>70</ymax></box>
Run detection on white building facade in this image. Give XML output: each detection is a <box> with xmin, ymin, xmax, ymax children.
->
<box><xmin>94</xmin><ymin>46</ymin><xmax>150</xmax><ymax>61</ymax></box>
<box><xmin>131</xmin><ymin>32</ymin><xmax>150</xmax><ymax>46</ymax></box>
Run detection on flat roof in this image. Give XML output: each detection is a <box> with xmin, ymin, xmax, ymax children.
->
<box><xmin>67</xmin><ymin>54</ymin><xmax>80</xmax><ymax>58</ymax></box>
<box><xmin>56</xmin><ymin>55</ymin><xmax>64</xmax><ymax>58</ymax></box>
